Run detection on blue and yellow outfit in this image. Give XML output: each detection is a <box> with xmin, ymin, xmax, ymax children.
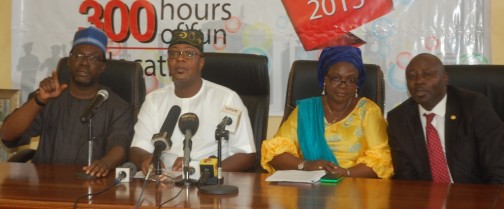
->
<box><xmin>261</xmin><ymin>97</ymin><xmax>393</xmax><ymax>179</ymax></box>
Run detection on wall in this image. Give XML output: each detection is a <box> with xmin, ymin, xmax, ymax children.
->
<box><xmin>0</xmin><ymin>1</ymin><xmax>503</xmax><ymax>139</ymax></box>
<box><xmin>491</xmin><ymin>1</ymin><xmax>504</xmax><ymax>64</ymax></box>
<box><xmin>268</xmin><ymin>0</ymin><xmax>504</xmax><ymax>139</ymax></box>
<box><xmin>0</xmin><ymin>1</ymin><xmax>12</xmax><ymax>89</ymax></box>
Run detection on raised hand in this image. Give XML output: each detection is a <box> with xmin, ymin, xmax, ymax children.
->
<box><xmin>37</xmin><ymin>71</ymin><xmax>68</xmax><ymax>102</ymax></box>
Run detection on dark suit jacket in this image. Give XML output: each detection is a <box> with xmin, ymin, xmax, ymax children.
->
<box><xmin>387</xmin><ymin>86</ymin><xmax>504</xmax><ymax>184</ymax></box>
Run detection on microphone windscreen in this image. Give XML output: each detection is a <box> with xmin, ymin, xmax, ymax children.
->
<box><xmin>97</xmin><ymin>89</ymin><xmax>109</xmax><ymax>100</ymax></box>
<box><xmin>153</xmin><ymin>140</ymin><xmax>167</xmax><ymax>150</ymax></box>
<box><xmin>178</xmin><ymin>113</ymin><xmax>199</xmax><ymax>135</ymax></box>
<box><xmin>225</xmin><ymin>117</ymin><xmax>232</xmax><ymax>125</ymax></box>
<box><xmin>160</xmin><ymin>105</ymin><xmax>181</xmax><ymax>138</ymax></box>
<box><xmin>80</xmin><ymin>89</ymin><xmax>110</xmax><ymax>123</ymax></box>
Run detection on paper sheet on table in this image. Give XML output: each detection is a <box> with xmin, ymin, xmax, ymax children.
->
<box><xmin>265</xmin><ymin>170</ymin><xmax>326</xmax><ymax>183</ymax></box>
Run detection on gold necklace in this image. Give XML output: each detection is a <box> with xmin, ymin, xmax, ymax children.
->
<box><xmin>324</xmin><ymin>97</ymin><xmax>352</xmax><ymax>124</ymax></box>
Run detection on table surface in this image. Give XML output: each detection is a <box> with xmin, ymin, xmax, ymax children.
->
<box><xmin>0</xmin><ymin>162</ymin><xmax>503</xmax><ymax>209</ymax></box>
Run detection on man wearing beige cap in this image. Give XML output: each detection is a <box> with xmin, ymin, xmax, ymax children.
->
<box><xmin>0</xmin><ymin>26</ymin><xmax>133</xmax><ymax>178</ymax></box>
<box><xmin>130</xmin><ymin>29</ymin><xmax>256</xmax><ymax>176</ymax></box>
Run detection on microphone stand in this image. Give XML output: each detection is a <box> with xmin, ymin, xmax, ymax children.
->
<box><xmin>198</xmin><ymin>125</ymin><xmax>238</xmax><ymax>195</ymax></box>
<box><xmin>175</xmin><ymin>130</ymin><xmax>198</xmax><ymax>187</ymax></box>
<box><xmin>75</xmin><ymin>112</ymin><xmax>97</xmax><ymax>180</ymax></box>
<box><xmin>216</xmin><ymin>127</ymin><xmax>228</xmax><ymax>185</ymax></box>
<box><xmin>87</xmin><ymin>117</ymin><xmax>94</xmax><ymax>167</ymax></box>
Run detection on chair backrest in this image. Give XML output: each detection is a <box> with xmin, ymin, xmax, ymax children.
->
<box><xmin>445</xmin><ymin>65</ymin><xmax>504</xmax><ymax>121</ymax></box>
<box><xmin>282</xmin><ymin>60</ymin><xmax>385</xmax><ymax>123</ymax></box>
<box><xmin>201</xmin><ymin>52</ymin><xmax>270</xmax><ymax>172</ymax></box>
<box><xmin>56</xmin><ymin>57</ymin><xmax>146</xmax><ymax>122</ymax></box>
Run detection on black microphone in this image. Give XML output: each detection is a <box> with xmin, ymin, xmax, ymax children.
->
<box><xmin>199</xmin><ymin>116</ymin><xmax>238</xmax><ymax>195</ymax></box>
<box><xmin>151</xmin><ymin>105</ymin><xmax>181</xmax><ymax>175</ymax></box>
<box><xmin>179</xmin><ymin>113</ymin><xmax>199</xmax><ymax>180</ymax></box>
<box><xmin>160</xmin><ymin>105</ymin><xmax>182</xmax><ymax>141</ymax></box>
<box><xmin>151</xmin><ymin>132</ymin><xmax>168</xmax><ymax>175</ymax></box>
<box><xmin>80</xmin><ymin>89</ymin><xmax>109</xmax><ymax>122</ymax></box>
<box><xmin>217</xmin><ymin>116</ymin><xmax>233</xmax><ymax>130</ymax></box>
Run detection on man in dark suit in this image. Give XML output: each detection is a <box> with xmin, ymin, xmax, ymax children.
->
<box><xmin>387</xmin><ymin>53</ymin><xmax>504</xmax><ymax>184</ymax></box>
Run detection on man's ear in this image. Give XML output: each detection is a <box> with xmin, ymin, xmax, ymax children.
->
<box><xmin>198</xmin><ymin>57</ymin><xmax>205</xmax><ymax>72</ymax></box>
<box><xmin>67</xmin><ymin>49</ymin><xmax>73</xmax><ymax>68</ymax></box>
<box><xmin>442</xmin><ymin>70</ymin><xmax>449</xmax><ymax>85</ymax></box>
<box><xmin>99</xmin><ymin>62</ymin><xmax>106</xmax><ymax>75</ymax></box>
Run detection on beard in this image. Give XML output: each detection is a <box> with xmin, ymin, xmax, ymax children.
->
<box><xmin>71</xmin><ymin>76</ymin><xmax>99</xmax><ymax>88</ymax></box>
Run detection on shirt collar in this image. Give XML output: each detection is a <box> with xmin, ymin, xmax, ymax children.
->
<box><xmin>418</xmin><ymin>93</ymin><xmax>447</xmax><ymax>117</ymax></box>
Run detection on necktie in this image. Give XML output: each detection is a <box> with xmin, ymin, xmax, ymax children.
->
<box><xmin>424</xmin><ymin>113</ymin><xmax>451</xmax><ymax>183</ymax></box>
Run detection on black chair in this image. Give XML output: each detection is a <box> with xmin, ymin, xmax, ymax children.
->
<box><xmin>445</xmin><ymin>65</ymin><xmax>504</xmax><ymax>122</ymax></box>
<box><xmin>201</xmin><ymin>52</ymin><xmax>270</xmax><ymax>172</ymax></box>
<box><xmin>7</xmin><ymin>57</ymin><xmax>146</xmax><ymax>162</ymax></box>
<box><xmin>56</xmin><ymin>57</ymin><xmax>146</xmax><ymax>123</ymax></box>
<box><xmin>282</xmin><ymin>60</ymin><xmax>385</xmax><ymax>123</ymax></box>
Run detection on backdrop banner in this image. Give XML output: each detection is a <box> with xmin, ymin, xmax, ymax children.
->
<box><xmin>11</xmin><ymin>0</ymin><xmax>491</xmax><ymax>115</ymax></box>
<box><xmin>282</xmin><ymin>0</ymin><xmax>393</xmax><ymax>50</ymax></box>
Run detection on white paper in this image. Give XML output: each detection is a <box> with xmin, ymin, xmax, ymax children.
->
<box><xmin>265</xmin><ymin>170</ymin><xmax>326</xmax><ymax>183</ymax></box>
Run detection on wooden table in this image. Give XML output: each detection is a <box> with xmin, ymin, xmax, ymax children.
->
<box><xmin>0</xmin><ymin>162</ymin><xmax>502</xmax><ymax>209</ymax></box>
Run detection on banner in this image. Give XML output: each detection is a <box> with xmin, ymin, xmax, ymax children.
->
<box><xmin>282</xmin><ymin>0</ymin><xmax>393</xmax><ymax>50</ymax></box>
<box><xmin>11</xmin><ymin>0</ymin><xmax>491</xmax><ymax>115</ymax></box>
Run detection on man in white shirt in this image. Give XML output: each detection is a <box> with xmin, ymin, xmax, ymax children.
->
<box><xmin>130</xmin><ymin>29</ymin><xmax>256</xmax><ymax>175</ymax></box>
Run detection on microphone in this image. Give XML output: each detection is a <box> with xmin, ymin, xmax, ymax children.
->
<box><xmin>217</xmin><ymin>116</ymin><xmax>233</xmax><ymax>130</ymax></box>
<box><xmin>179</xmin><ymin>113</ymin><xmax>199</xmax><ymax>180</ymax></box>
<box><xmin>198</xmin><ymin>114</ymin><xmax>238</xmax><ymax>194</ymax></box>
<box><xmin>80</xmin><ymin>89</ymin><xmax>109</xmax><ymax>122</ymax></box>
<box><xmin>219</xmin><ymin>105</ymin><xmax>242</xmax><ymax>133</ymax></box>
<box><xmin>160</xmin><ymin>105</ymin><xmax>182</xmax><ymax>142</ymax></box>
<box><xmin>151</xmin><ymin>132</ymin><xmax>168</xmax><ymax>175</ymax></box>
<box><xmin>115</xmin><ymin>162</ymin><xmax>137</xmax><ymax>183</ymax></box>
<box><xmin>151</xmin><ymin>105</ymin><xmax>181</xmax><ymax>175</ymax></box>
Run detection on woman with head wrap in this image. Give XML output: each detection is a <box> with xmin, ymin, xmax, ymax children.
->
<box><xmin>261</xmin><ymin>46</ymin><xmax>393</xmax><ymax>179</ymax></box>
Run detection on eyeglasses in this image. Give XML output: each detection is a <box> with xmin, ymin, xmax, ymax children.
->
<box><xmin>70</xmin><ymin>52</ymin><xmax>103</xmax><ymax>64</ymax></box>
<box><xmin>167</xmin><ymin>50</ymin><xmax>201</xmax><ymax>60</ymax></box>
<box><xmin>326</xmin><ymin>75</ymin><xmax>358</xmax><ymax>86</ymax></box>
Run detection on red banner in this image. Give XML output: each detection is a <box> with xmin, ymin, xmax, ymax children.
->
<box><xmin>282</xmin><ymin>0</ymin><xmax>393</xmax><ymax>51</ymax></box>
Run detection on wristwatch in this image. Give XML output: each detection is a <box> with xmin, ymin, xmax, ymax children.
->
<box><xmin>34</xmin><ymin>91</ymin><xmax>47</xmax><ymax>107</ymax></box>
<box><xmin>297</xmin><ymin>160</ymin><xmax>306</xmax><ymax>170</ymax></box>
